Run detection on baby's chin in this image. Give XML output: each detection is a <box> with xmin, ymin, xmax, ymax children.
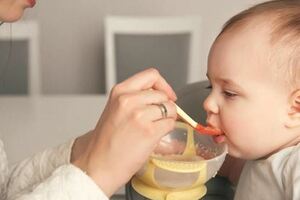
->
<box><xmin>227</xmin><ymin>148</ymin><xmax>264</xmax><ymax>160</ymax></box>
<box><xmin>214</xmin><ymin>136</ymin><xmax>261</xmax><ymax>159</ymax></box>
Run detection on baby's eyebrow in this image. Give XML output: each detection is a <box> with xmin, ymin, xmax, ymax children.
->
<box><xmin>206</xmin><ymin>74</ymin><xmax>244</xmax><ymax>90</ymax></box>
<box><xmin>206</xmin><ymin>74</ymin><xmax>236</xmax><ymax>85</ymax></box>
<box><xmin>222</xmin><ymin>79</ymin><xmax>238</xmax><ymax>86</ymax></box>
<box><xmin>220</xmin><ymin>78</ymin><xmax>244</xmax><ymax>91</ymax></box>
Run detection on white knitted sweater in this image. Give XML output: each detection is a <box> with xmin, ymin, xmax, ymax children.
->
<box><xmin>0</xmin><ymin>139</ymin><xmax>108</xmax><ymax>200</ymax></box>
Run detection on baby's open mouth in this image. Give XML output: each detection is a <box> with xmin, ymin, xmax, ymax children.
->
<box><xmin>196</xmin><ymin>124</ymin><xmax>222</xmax><ymax>135</ymax></box>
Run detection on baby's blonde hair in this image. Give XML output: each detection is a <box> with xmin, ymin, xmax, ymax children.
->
<box><xmin>218</xmin><ymin>0</ymin><xmax>300</xmax><ymax>89</ymax></box>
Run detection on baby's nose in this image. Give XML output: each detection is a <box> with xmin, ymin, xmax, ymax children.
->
<box><xmin>203</xmin><ymin>93</ymin><xmax>219</xmax><ymax>115</ymax></box>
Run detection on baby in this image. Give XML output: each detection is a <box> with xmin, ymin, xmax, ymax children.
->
<box><xmin>204</xmin><ymin>0</ymin><xmax>300</xmax><ymax>199</ymax></box>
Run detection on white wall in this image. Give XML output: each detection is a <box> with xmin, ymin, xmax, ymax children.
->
<box><xmin>22</xmin><ymin>0</ymin><xmax>264</xmax><ymax>94</ymax></box>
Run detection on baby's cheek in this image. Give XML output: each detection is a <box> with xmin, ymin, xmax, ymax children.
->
<box><xmin>222</xmin><ymin>115</ymin><xmax>245</xmax><ymax>136</ymax></box>
<box><xmin>221</xmin><ymin>117</ymin><xmax>254</xmax><ymax>156</ymax></box>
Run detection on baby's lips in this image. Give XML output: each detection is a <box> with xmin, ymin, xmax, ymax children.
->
<box><xmin>195</xmin><ymin>124</ymin><xmax>222</xmax><ymax>135</ymax></box>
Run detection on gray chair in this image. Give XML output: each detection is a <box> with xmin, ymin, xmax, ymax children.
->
<box><xmin>0</xmin><ymin>21</ymin><xmax>40</xmax><ymax>95</ymax></box>
<box><xmin>104</xmin><ymin>16</ymin><xmax>202</xmax><ymax>93</ymax></box>
<box><xmin>0</xmin><ymin>40</ymin><xmax>29</xmax><ymax>94</ymax></box>
<box><xmin>176</xmin><ymin>80</ymin><xmax>210</xmax><ymax>124</ymax></box>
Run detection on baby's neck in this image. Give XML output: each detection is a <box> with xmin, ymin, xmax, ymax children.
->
<box><xmin>283</xmin><ymin>135</ymin><xmax>300</xmax><ymax>148</ymax></box>
<box><xmin>274</xmin><ymin>135</ymin><xmax>300</xmax><ymax>155</ymax></box>
<box><xmin>260</xmin><ymin>135</ymin><xmax>300</xmax><ymax>160</ymax></box>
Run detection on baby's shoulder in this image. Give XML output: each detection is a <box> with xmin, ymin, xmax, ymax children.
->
<box><xmin>282</xmin><ymin>143</ymin><xmax>300</xmax><ymax>165</ymax></box>
<box><xmin>269</xmin><ymin>143</ymin><xmax>300</xmax><ymax>164</ymax></box>
<box><xmin>276</xmin><ymin>144</ymin><xmax>300</xmax><ymax>199</ymax></box>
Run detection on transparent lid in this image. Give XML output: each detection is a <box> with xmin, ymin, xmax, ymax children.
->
<box><xmin>152</xmin><ymin>122</ymin><xmax>225</xmax><ymax>163</ymax></box>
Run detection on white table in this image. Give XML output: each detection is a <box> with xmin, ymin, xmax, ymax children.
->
<box><xmin>0</xmin><ymin>95</ymin><xmax>108</xmax><ymax>165</ymax></box>
<box><xmin>0</xmin><ymin>94</ymin><xmax>130</xmax><ymax>195</ymax></box>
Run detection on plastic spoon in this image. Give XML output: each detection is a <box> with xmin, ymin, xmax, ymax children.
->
<box><xmin>175</xmin><ymin>104</ymin><xmax>222</xmax><ymax>135</ymax></box>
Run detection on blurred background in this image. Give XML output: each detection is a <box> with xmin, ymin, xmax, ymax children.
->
<box><xmin>1</xmin><ymin>0</ymin><xmax>264</xmax><ymax>95</ymax></box>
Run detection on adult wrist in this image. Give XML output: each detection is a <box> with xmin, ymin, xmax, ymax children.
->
<box><xmin>71</xmin><ymin>132</ymin><xmax>122</xmax><ymax>197</ymax></box>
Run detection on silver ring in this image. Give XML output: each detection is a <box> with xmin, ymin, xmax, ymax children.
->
<box><xmin>157</xmin><ymin>103</ymin><xmax>168</xmax><ymax>119</ymax></box>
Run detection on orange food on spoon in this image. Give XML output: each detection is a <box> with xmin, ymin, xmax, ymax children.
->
<box><xmin>175</xmin><ymin>104</ymin><xmax>222</xmax><ymax>136</ymax></box>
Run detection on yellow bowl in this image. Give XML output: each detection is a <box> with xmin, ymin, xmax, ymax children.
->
<box><xmin>136</xmin><ymin>121</ymin><xmax>227</xmax><ymax>189</ymax></box>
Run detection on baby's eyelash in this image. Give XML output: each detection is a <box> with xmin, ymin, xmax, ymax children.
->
<box><xmin>205</xmin><ymin>85</ymin><xmax>212</xmax><ymax>89</ymax></box>
<box><xmin>223</xmin><ymin>90</ymin><xmax>237</xmax><ymax>98</ymax></box>
<box><xmin>205</xmin><ymin>85</ymin><xmax>237</xmax><ymax>98</ymax></box>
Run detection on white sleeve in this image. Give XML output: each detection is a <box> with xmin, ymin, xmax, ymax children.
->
<box><xmin>9</xmin><ymin>164</ymin><xmax>108</xmax><ymax>200</ymax></box>
<box><xmin>6</xmin><ymin>140</ymin><xmax>75</xmax><ymax>198</ymax></box>
<box><xmin>5</xmin><ymin>139</ymin><xmax>109</xmax><ymax>200</ymax></box>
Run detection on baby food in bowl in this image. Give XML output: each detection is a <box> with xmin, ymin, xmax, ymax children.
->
<box><xmin>132</xmin><ymin>121</ymin><xmax>227</xmax><ymax>200</ymax></box>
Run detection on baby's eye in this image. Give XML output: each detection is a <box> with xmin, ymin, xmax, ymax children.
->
<box><xmin>223</xmin><ymin>90</ymin><xmax>237</xmax><ymax>98</ymax></box>
<box><xmin>205</xmin><ymin>85</ymin><xmax>212</xmax><ymax>90</ymax></box>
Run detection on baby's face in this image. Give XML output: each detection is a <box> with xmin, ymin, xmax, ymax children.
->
<box><xmin>204</xmin><ymin>25</ymin><xmax>293</xmax><ymax>159</ymax></box>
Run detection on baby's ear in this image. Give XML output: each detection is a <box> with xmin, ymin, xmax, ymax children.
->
<box><xmin>286</xmin><ymin>89</ymin><xmax>300</xmax><ymax>128</ymax></box>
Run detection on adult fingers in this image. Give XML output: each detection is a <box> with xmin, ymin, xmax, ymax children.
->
<box><xmin>126</xmin><ymin>90</ymin><xmax>170</xmax><ymax>105</ymax></box>
<box><xmin>112</xmin><ymin>68</ymin><xmax>177</xmax><ymax>101</ymax></box>
<box><xmin>133</xmin><ymin>101</ymin><xmax>177</xmax><ymax>122</ymax></box>
<box><xmin>109</xmin><ymin>90</ymin><xmax>170</xmax><ymax>115</ymax></box>
<box><xmin>152</xmin><ymin>118</ymin><xmax>176</xmax><ymax>141</ymax></box>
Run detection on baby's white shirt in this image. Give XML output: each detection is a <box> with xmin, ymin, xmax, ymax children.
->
<box><xmin>234</xmin><ymin>143</ymin><xmax>300</xmax><ymax>200</ymax></box>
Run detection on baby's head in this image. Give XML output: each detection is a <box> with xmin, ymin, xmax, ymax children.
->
<box><xmin>204</xmin><ymin>0</ymin><xmax>300</xmax><ymax>159</ymax></box>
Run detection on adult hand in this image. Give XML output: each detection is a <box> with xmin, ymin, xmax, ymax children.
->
<box><xmin>71</xmin><ymin>68</ymin><xmax>177</xmax><ymax>197</ymax></box>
